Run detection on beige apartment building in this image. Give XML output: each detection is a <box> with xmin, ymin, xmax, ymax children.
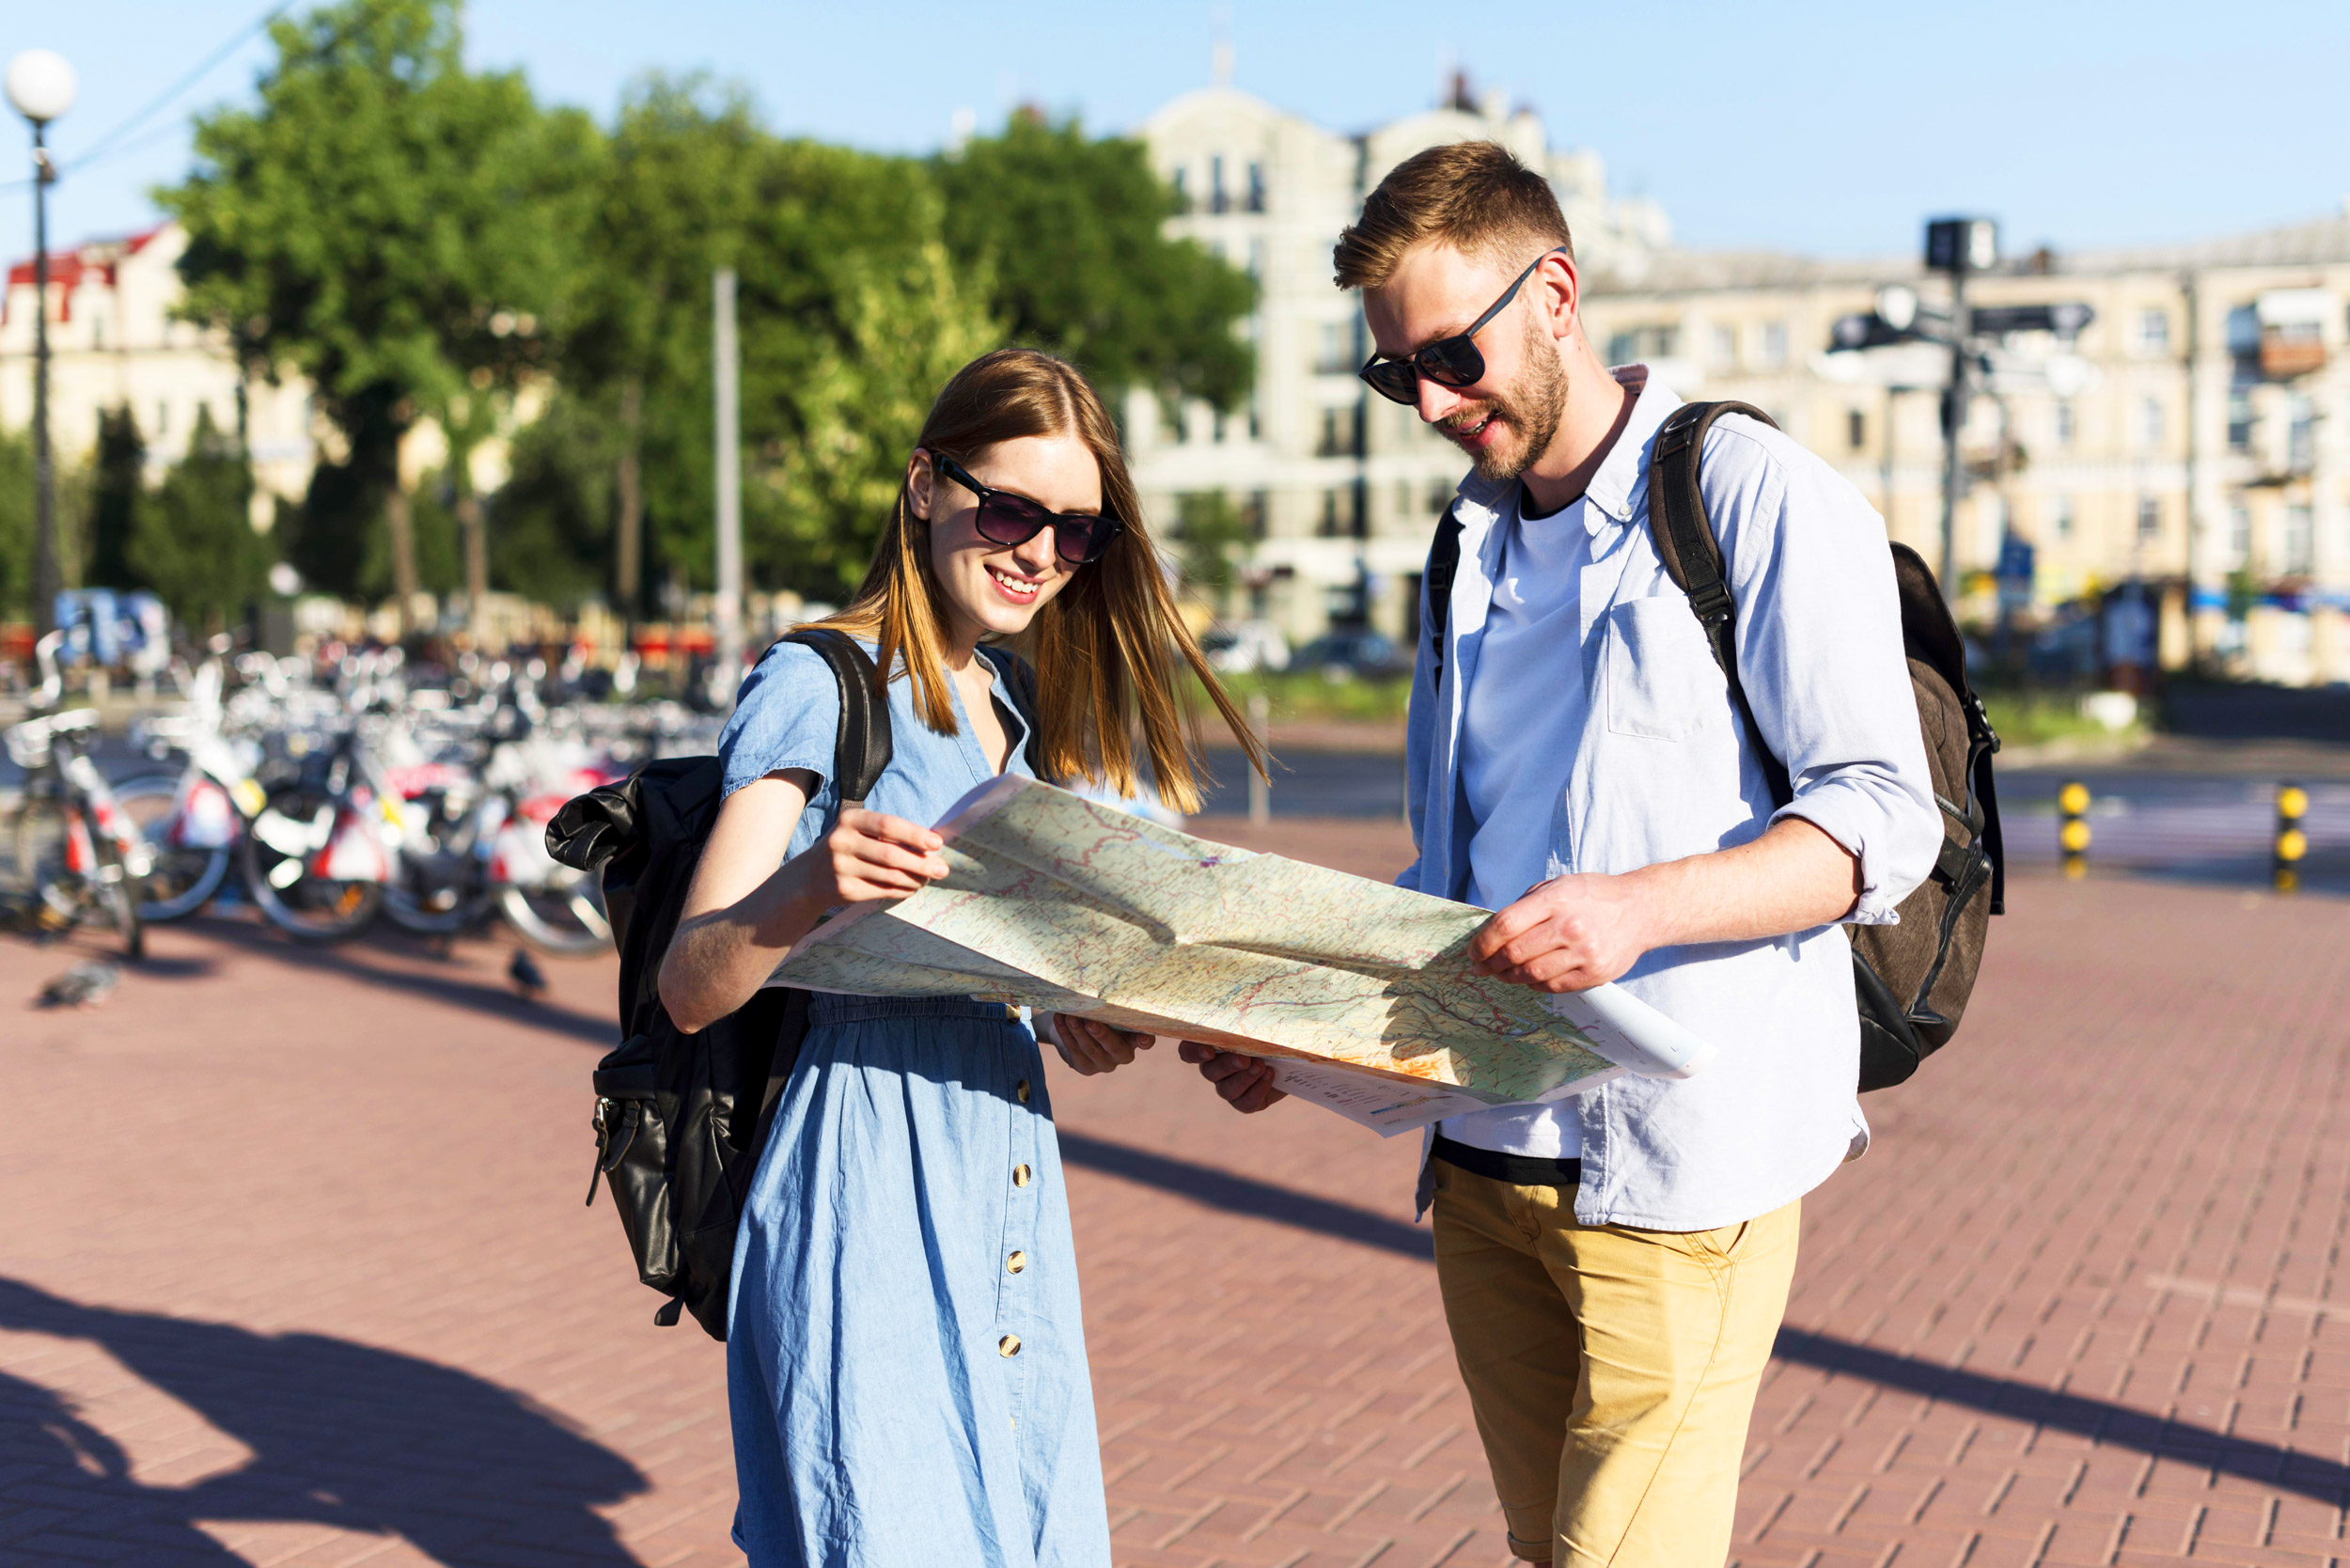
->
<box><xmin>1583</xmin><ymin>216</ymin><xmax>2350</xmax><ymax>685</ymax></box>
<box><xmin>1130</xmin><ymin>80</ymin><xmax>1671</xmax><ymax>650</ymax></box>
<box><xmin>0</xmin><ymin>223</ymin><xmax>316</xmax><ymax>524</ymax></box>
<box><xmin>1135</xmin><ymin>82</ymin><xmax>2350</xmax><ymax>685</ymax></box>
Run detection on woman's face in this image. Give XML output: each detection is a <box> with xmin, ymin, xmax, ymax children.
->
<box><xmin>912</xmin><ymin>432</ymin><xmax>1100</xmax><ymax>645</ymax></box>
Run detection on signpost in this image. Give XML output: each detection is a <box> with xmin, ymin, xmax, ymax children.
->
<box><xmin>1824</xmin><ymin>216</ymin><xmax>2094</xmax><ymax>613</ymax></box>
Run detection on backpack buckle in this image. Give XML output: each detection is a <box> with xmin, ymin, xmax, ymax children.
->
<box><xmin>1686</xmin><ymin>580</ymin><xmax>1734</xmax><ymax>626</ymax></box>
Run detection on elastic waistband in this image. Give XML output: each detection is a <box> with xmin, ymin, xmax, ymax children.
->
<box><xmin>1432</xmin><ymin>1134</ymin><xmax>1582</xmax><ymax>1190</ymax></box>
<box><xmin>807</xmin><ymin>994</ymin><xmax>1018</xmax><ymax>1025</ymax></box>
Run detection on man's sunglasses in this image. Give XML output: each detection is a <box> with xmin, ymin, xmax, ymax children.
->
<box><xmin>931</xmin><ymin>452</ymin><xmax>1124</xmax><ymax>566</ymax></box>
<box><xmin>1357</xmin><ymin>247</ymin><xmax>1569</xmax><ymax>406</ymax></box>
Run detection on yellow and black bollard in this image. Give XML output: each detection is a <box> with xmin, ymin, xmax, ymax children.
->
<box><xmin>2275</xmin><ymin>783</ymin><xmax>2309</xmax><ymax>894</ymax></box>
<box><xmin>2058</xmin><ymin>780</ymin><xmax>2091</xmax><ymax>879</ymax></box>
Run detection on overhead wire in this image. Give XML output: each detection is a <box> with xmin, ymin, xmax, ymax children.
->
<box><xmin>0</xmin><ymin>0</ymin><xmax>291</xmax><ymax>197</ymax></box>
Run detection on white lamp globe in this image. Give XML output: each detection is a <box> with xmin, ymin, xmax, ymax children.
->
<box><xmin>6</xmin><ymin>50</ymin><xmax>78</xmax><ymax>125</ymax></box>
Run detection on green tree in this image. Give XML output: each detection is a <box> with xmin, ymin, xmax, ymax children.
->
<box><xmin>160</xmin><ymin>0</ymin><xmax>588</xmax><ymax>629</ymax></box>
<box><xmin>86</xmin><ymin>409</ymin><xmax>147</xmax><ymax>588</ymax></box>
<box><xmin>936</xmin><ymin>113</ymin><xmax>1258</xmax><ymax>411</ymax></box>
<box><xmin>559</xmin><ymin>82</ymin><xmax>995</xmax><ymax>604</ymax></box>
<box><xmin>127</xmin><ymin>406</ymin><xmax>273</xmax><ymax>630</ymax></box>
<box><xmin>1172</xmin><ymin>491</ymin><xmax>1254</xmax><ymax>605</ymax></box>
<box><xmin>0</xmin><ymin>428</ymin><xmax>35</xmax><ymax>619</ymax></box>
<box><xmin>491</xmin><ymin>392</ymin><xmax>614</xmax><ymax>611</ymax></box>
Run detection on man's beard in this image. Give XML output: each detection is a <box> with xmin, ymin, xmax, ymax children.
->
<box><xmin>1442</xmin><ymin>310</ymin><xmax>1570</xmax><ymax>484</ymax></box>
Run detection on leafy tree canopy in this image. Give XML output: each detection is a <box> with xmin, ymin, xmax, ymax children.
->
<box><xmin>159</xmin><ymin>0</ymin><xmax>594</xmax><ymax>595</ymax></box>
<box><xmin>936</xmin><ymin>114</ymin><xmax>1259</xmax><ymax>412</ymax></box>
<box><xmin>127</xmin><ymin>407</ymin><xmax>274</xmax><ymax>630</ymax></box>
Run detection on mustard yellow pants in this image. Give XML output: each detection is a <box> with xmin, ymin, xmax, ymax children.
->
<box><xmin>1430</xmin><ymin>1159</ymin><xmax>1800</xmax><ymax>1566</ymax></box>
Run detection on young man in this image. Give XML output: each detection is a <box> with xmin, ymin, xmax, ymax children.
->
<box><xmin>1182</xmin><ymin>142</ymin><xmax>1944</xmax><ymax>1565</ymax></box>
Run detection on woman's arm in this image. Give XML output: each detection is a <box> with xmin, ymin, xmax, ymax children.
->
<box><xmin>656</xmin><ymin>770</ymin><xmax>949</xmax><ymax>1034</ymax></box>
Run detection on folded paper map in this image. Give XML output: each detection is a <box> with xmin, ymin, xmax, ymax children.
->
<box><xmin>762</xmin><ymin>776</ymin><xmax>1714</xmax><ymax>1134</ymax></box>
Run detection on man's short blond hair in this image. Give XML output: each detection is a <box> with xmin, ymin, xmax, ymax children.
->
<box><xmin>1332</xmin><ymin>140</ymin><xmax>1574</xmax><ymax>291</ymax></box>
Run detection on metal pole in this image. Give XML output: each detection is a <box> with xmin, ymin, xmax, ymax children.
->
<box><xmin>713</xmin><ymin>267</ymin><xmax>743</xmax><ymax>704</ymax></box>
<box><xmin>1939</xmin><ymin>262</ymin><xmax>1969</xmax><ymax>604</ymax></box>
<box><xmin>30</xmin><ymin>122</ymin><xmax>58</xmax><ymax>636</ymax></box>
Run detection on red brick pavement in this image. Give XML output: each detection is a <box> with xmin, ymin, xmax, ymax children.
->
<box><xmin>3</xmin><ymin>821</ymin><xmax>2349</xmax><ymax>1567</ymax></box>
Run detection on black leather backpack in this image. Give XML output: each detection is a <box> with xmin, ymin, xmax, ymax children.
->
<box><xmin>546</xmin><ymin>631</ymin><xmax>1042</xmax><ymax>1337</ymax></box>
<box><xmin>1421</xmin><ymin>400</ymin><xmax>2004</xmax><ymax>1092</ymax></box>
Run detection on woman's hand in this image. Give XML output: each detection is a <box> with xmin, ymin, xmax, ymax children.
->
<box><xmin>1176</xmin><ymin>1042</ymin><xmax>1288</xmax><ymax>1113</ymax></box>
<box><xmin>1046</xmin><ymin>1015</ymin><xmax>1157</xmax><ymax>1076</ymax></box>
<box><xmin>773</xmin><ymin>808</ymin><xmax>948</xmax><ymax>924</ymax></box>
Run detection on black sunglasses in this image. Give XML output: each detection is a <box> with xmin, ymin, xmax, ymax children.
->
<box><xmin>930</xmin><ymin>452</ymin><xmax>1123</xmax><ymax>566</ymax></box>
<box><xmin>1357</xmin><ymin>247</ymin><xmax>1569</xmax><ymax>406</ymax></box>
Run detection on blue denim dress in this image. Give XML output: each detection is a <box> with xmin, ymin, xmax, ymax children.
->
<box><xmin>718</xmin><ymin>639</ymin><xmax>1109</xmax><ymax>1568</ymax></box>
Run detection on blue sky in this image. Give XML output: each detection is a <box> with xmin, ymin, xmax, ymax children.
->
<box><xmin>6</xmin><ymin>0</ymin><xmax>2347</xmax><ymax>272</ymax></box>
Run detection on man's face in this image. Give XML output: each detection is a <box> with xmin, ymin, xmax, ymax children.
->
<box><xmin>1362</xmin><ymin>241</ymin><xmax>1571</xmax><ymax>483</ymax></box>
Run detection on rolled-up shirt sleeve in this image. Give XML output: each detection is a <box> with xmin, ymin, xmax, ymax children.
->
<box><xmin>1707</xmin><ymin>421</ymin><xmax>1942</xmax><ymax>926</ymax></box>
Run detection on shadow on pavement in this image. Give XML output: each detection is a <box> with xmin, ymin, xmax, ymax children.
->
<box><xmin>1063</xmin><ymin>1130</ymin><xmax>2350</xmax><ymax>1509</ymax></box>
<box><xmin>184</xmin><ymin>914</ymin><xmax>618</xmax><ymax>1049</ymax></box>
<box><xmin>0</xmin><ymin>1276</ymin><xmax>649</xmax><ymax>1565</ymax></box>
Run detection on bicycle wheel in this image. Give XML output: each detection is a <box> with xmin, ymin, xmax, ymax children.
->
<box><xmin>498</xmin><ymin>869</ymin><xmax>613</xmax><ymax>957</ymax></box>
<box><xmin>110</xmin><ymin>773</ymin><xmax>231</xmax><ymax>922</ymax></box>
<box><xmin>241</xmin><ymin>784</ymin><xmax>383</xmax><ymax>942</ymax></box>
<box><xmin>93</xmin><ymin>835</ymin><xmax>145</xmax><ymax>961</ymax></box>
<box><xmin>380</xmin><ymin>794</ymin><xmax>496</xmax><ymax>936</ymax></box>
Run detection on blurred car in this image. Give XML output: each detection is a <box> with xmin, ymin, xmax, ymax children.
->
<box><xmin>1199</xmin><ymin>619</ymin><xmax>1291</xmax><ymax>674</ymax></box>
<box><xmin>1292</xmin><ymin>630</ymin><xmax>1404</xmax><ymax>679</ymax></box>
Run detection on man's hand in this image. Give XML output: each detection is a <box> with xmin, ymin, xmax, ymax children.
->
<box><xmin>1177</xmin><ymin>1042</ymin><xmax>1288</xmax><ymax>1113</ymax></box>
<box><xmin>1469</xmin><ymin>870</ymin><xmax>1655</xmax><ymax>994</ymax></box>
<box><xmin>1046</xmin><ymin>1015</ymin><xmax>1156</xmax><ymax>1076</ymax></box>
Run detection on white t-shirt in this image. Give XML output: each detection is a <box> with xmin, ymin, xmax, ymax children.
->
<box><xmin>1441</xmin><ymin>487</ymin><xmax>1593</xmax><ymax>1159</ymax></box>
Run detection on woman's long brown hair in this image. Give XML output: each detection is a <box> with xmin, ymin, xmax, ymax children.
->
<box><xmin>800</xmin><ymin>348</ymin><xmax>1265</xmax><ymax>814</ymax></box>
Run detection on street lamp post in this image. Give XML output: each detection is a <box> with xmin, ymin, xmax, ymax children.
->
<box><xmin>1925</xmin><ymin>217</ymin><xmax>1997</xmax><ymax>605</ymax></box>
<box><xmin>7</xmin><ymin>51</ymin><xmax>75</xmax><ymax>637</ymax></box>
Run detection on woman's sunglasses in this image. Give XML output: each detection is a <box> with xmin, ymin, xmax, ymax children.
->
<box><xmin>931</xmin><ymin>452</ymin><xmax>1124</xmax><ymax>566</ymax></box>
<box><xmin>1357</xmin><ymin>247</ymin><xmax>1569</xmax><ymax>406</ymax></box>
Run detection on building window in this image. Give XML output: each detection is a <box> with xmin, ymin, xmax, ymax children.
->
<box><xmin>2054</xmin><ymin>400</ymin><xmax>2076</xmax><ymax>447</ymax></box>
<box><xmin>2227</xmin><ymin>505</ymin><xmax>2252</xmax><ymax>567</ymax></box>
<box><xmin>1315</xmin><ymin>320</ymin><xmax>1355</xmax><ymax>375</ymax></box>
<box><xmin>2227</xmin><ymin>388</ymin><xmax>2254</xmax><ymax>451</ymax></box>
<box><xmin>1757</xmin><ymin>321</ymin><xmax>1788</xmax><ymax>369</ymax></box>
<box><xmin>1242</xmin><ymin>491</ymin><xmax>1267</xmax><ymax>539</ymax></box>
<box><xmin>2138</xmin><ymin>307</ymin><xmax>2170</xmax><ymax>354</ymax></box>
<box><xmin>1318</xmin><ymin>489</ymin><xmax>1347</xmax><ymax>537</ymax></box>
<box><xmin>155</xmin><ymin>400</ymin><xmax>169</xmax><ymax>437</ymax></box>
<box><xmin>1246</xmin><ymin>162</ymin><xmax>1265</xmax><ymax>213</ymax></box>
<box><xmin>2052</xmin><ymin>494</ymin><xmax>2075</xmax><ymax>542</ymax></box>
<box><xmin>1170</xmin><ymin>165</ymin><xmax>1189</xmax><ymax>212</ymax></box>
<box><xmin>2284</xmin><ymin>505</ymin><xmax>2314</xmax><ymax>574</ymax></box>
<box><xmin>1606</xmin><ymin>325</ymin><xmax>1679</xmax><ymax>367</ymax></box>
<box><xmin>2137</xmin><ymin>496</ymin><xmax>2162</xmax><ymax>542</ymax></box>
<box><xmin>1427</xmin><ymin>477</ymin><xmax>1453</xmax><ymax>513</ymax></box>
<box><xmin>1709</xmin><ymin>323</ymin><xmax>1737</xmax><ymax>372</ymax></box>
<box><xmin>1210</xmin><ymin>154</ymin><xmax>1228</xmax><ymax>214</ymax></box>
<box><xmin>2138</xmin><ymin>397</ymin><xmax>2164</xmax><ymax>451</ymax></box>
<box><xmin>1316</xmin><ymin>405</ymin><xmax>1361</xmax><ymax>458</ymax></box>
<box><xmin>2287</xmin><ymin>395</ymin><xmax>2314</xmax><ymax>472</ymax></box>
<box><xmin>1846</xmin><ymin>409</ymin><xmax>1866</xmax><ymax>450</ymax></box>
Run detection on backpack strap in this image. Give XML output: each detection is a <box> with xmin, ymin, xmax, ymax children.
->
<box><xmin>1422</xmin><ymin>498</ymin><xmax>1465</xmax><ymax>690</ymax></box>
<box><xmin>778</xmin><ymin>630</ymin><xmax>893</xmax><ymax>808</ymax></box>
<box><xmin>1645</xmin><ymin>400</ymin><xmax>1795</xmax><ymax>808</ymax></box>
<box><xmin>980</xmin><ymin>646</ymin><xmax>1052</xmax><ymax>782</ymax></box>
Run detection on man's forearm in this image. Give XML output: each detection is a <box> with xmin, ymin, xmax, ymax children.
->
<box><xmin>1625</xmin><ymin>815</ymin><xmax>1862</xmax><ymax>950</ymax></box>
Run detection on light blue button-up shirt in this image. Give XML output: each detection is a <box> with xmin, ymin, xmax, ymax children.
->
<box><xmin>1403</xmin><ymin>369</ymin><xmax>1943</xmax><ymax>1231</ymax></box>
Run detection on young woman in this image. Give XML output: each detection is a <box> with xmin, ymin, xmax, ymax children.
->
<box><xmin>657</xmin><ymin>348</ymin><xmax>1263</xmax><ymax>1566</ymax></box>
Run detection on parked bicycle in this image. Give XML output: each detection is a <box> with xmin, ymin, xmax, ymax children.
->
<box><xmin>6</xmin><ymin>633</ymin><xmax>149</xmax><ymax>958</ymax></box>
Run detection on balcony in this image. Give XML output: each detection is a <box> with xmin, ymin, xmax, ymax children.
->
<box><xmin>2260</xmin><ymin>333</ymin><xmax>2327</xmax><ymax>381</ymax></box>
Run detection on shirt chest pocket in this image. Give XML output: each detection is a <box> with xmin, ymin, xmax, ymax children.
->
<box><xmin>1604</xmin><ymin>595</ymin><xmax>1732</xmax><ymax>741</ymax></box>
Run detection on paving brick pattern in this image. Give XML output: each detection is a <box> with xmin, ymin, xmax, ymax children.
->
<box><xmin>2</xmin><ymin>817</ymin><xmax>2348</xmax><ymax>1567</ymax></box>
